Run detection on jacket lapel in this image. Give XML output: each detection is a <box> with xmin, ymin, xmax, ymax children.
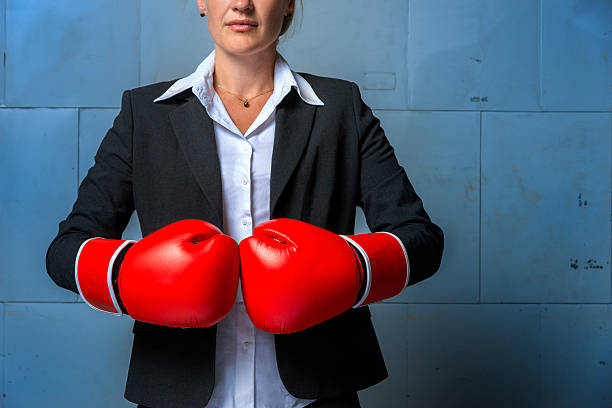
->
<box><xmin>168</xmin><ymin>94</ymin><xmax>223</xmax><ymax>226</ymax></box>
<box><xmin>168</xmin><ymin>88</ymin><xmax>317</xmax><ymax>225</ymax></box>
<box><xmin>270</xmin><ymin>89</ymin><xmax>316</xmax><ymax>217</ymax></box>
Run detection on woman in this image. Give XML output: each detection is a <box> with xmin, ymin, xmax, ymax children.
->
<box><xmin>46</xmin><ymin>0</ymin><xmax>444</xmax><ymax>407</ymax></box>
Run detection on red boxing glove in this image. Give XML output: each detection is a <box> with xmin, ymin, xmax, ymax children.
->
<box><xmin>239</xmin><ymin>218</ymin><xmax>409</xmax><ymax>334</ymax></box>
<box><xmin>75</xmin><ymin>219</ymin><xmax>240</xmax><ymax>328</ymax></box>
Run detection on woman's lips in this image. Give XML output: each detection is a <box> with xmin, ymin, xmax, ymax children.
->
<box><xmin>227</xmin><ymin>20</ymin><xmax>257</xmax><ymax>31</ymax></box>
<box><xmin>228</xmin><ymin>24</ymin><xmax>256</xmax><ymax>32</ymax></box>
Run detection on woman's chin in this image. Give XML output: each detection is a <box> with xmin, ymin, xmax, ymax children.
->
<box><xmin>216</xmin><ymin>41</ymin><xmax>277</xmax><ymax>58</ymax></box>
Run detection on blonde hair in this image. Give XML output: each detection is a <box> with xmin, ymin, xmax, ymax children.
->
<box><xmin>279</xmin><ymin>0</ymin><xmax>302</xmax><ymax>36</ymax></box>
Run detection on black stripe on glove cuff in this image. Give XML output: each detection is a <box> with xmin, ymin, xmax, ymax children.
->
<box><xmin>346</xmin><ymin>241</ymin><xmax>367</xmax><ymax>305</ymax></box>
<box><xmin>111</xmin><ymin>242</ymin><xmax>135</xmax><ymax>315</ymax></box>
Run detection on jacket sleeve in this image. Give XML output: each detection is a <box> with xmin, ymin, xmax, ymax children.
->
<box><xmin>350</xmin><ymin>82</ymin><xmax>444</xmax><ymax>287</ymax></box>
<box><xmin>46</xmin><ymin>89</ymin><xmax>136</xmax><ymax>294</ymax></box>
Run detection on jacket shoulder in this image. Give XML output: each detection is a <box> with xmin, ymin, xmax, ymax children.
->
<box><xmin>298</xmin><ymin>72</ymin><xmax>354</xmax><ymax>89</ymax></box>
<box><xmin>296</xmin><ymin>72</ymin><xmax>358</xmax><ymax>110</ymax></box>
<box><xmin>124</xmin><ymin>79</ymin><xmax>184</xmax><ymax>104</ymax></box>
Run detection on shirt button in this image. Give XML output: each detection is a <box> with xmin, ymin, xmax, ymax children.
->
<box><xmin>244</xmin><ymin>341</ymin><xmax>251</xmax><ymax>347</ymax></box>
<box><xmin>242</xmin><ymin>178</ymin><xmax>248</xmax><ymax>185</ymax></box>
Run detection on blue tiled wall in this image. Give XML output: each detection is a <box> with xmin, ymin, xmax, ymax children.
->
<box><xmin>1</xmin><ymin>1</ymin><xmax>610</xmax><ymax>407</ymax></box>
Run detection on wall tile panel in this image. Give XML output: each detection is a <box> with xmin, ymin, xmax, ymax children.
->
<box><xmin>140</xmin><ymin>0</ymin><xmax>213</xmax><ymax>86</ymax></box>
<box><xmin>541</xmin><ymin>0</ymin><xmax>612</xmax><ymax>110</ymax></box>
<box><xmin>0</xmin><ymin>108</ymin><xmax>78</xmax><ymax>301</ymax></box>
<box><xmin>278</xmin><ymin>0</ymin><xmax>409</xmax><ymax>110</ymax></box>
<box><xmin>408</xmin><ymin>0</ymin><xmax>539</xmax><ymax>110</ymax></box>
<box><xmin>5</xmin><ymin>0</ymin><xmax>139</xmax><ymax>107</ymax></box>
<box><xmin>4</xmin><ymin>303</ymin><xmax>133</xmax><ymax>407</ymax></box>
<box><xmin>359</xmin><ymin>304</ymin><xmax>542</xmax><ymax>407</ymax></box>
<box><xmin>481</xmin><ymin>112</ymin><xmax>611</xmax><ymax>302</ymax></box>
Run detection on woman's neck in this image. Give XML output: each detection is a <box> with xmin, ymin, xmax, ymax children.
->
<box><xmin>212</xmin><ymin>46</ymin><xmax>277</xmax><ymax>97</ymax></box>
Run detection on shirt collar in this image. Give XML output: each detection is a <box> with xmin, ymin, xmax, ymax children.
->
<box><xmin>153</xmin><ymin>48</ymin><xmax>324</xmax><ymax>107</ymax></box>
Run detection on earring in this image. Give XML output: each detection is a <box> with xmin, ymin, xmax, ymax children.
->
<box><xmin>200</xmin><ymin>12</ymin><xmax>206</xmax><ymax>17</ymax></box>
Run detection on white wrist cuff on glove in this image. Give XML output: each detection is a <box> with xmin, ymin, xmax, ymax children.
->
<box><xmin>75</xmin><ymin>237</ymin><xmax>135</xmax><ymax>316</ymax></box>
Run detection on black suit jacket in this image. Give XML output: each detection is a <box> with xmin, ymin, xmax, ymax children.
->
<box><xmin>46</xmin><ymin>73</ymin><xmax>444</xmax><ymax>408</ymax></box>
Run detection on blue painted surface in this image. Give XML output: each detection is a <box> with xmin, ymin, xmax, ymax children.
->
<box><xmin>140</xmin><ymin>0</ymin><xmax>214</xmax><ymax>85</ymax></box>
<box><xmin>4</xmin><ymin>303</ymin><xmax>134</xmax><ymax>407</ymax></box>
<box><xmin>539</xmin><ymin>304</ymin><xmax>612</xmax><ymax>407</ymax></box>
<box><xmin>0</xmin><ymin>303</ymin><xmax>3</xmax><ymax>408</ymax></box>
<box><xmin>1</xmin><ymin>0</ymin><xmax>611</xmax><ymax>406</ymax></box>
<box><xmin>0</xmin><ymin>109</ymin><xmax>78</xmax><ymax>302</ymax></box>
<box><xmin>541</xmin><ymin>0</ymin><xmax>612</xmax><ymax>110</ymax></box>
<box><xmin>362</xmin><ymin>303</ymin><xmax>543</xmax><ymax>408</ymax></box>
<box><xmin>482</xmin><ymin>112</ymin><xmax>611</xmax><ymax>302</ymax></box>
<box><xmin>363</xmin><ymin>303</ymin><xmax>612</xmax><ymax>408</ymax></box>
<box><xmin>408</xmin><ymin>0</ymin><xmax>540</xmax><ymax>110</ymax></box>
<box><xmin>0</xmin><ymin>0</ymin><xmax>5</xmax><ymax>106</ymax></box>
<box><xmin>5</xmin><ymin>0</ymin><xmax>140</xmax><ymax>107</ymax></box>
<box><xmin>278</xmin><ymin>0</ymin><xmax>409</xmax><ymax>110</ymax></box>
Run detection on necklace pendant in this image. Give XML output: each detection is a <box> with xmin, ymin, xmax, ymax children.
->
<box><xmin>243</xmin><ymin>100</ymin><xmax>249</xmax><ymax>108</ymax></box>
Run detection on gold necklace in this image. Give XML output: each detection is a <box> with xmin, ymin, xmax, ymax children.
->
<box><xmin>215</xmin><ymin>83</ymin><xmax>274</xmax><ymax>108</ymax></box>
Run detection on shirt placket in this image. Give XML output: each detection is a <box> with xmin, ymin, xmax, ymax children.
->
<box><xmin>235</xmin><ymin>303</ymin><xmax>255</xmax><ymax>407</ymax></box>
<box><xmin>234</xmin><ymin>136</ymin><xmax>256</xmax><ymax>407</ymax></box>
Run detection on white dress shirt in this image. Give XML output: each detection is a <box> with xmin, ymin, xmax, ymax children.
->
<box><xmin>154</xmin><ymin>48</ymin><xmax>324</xmax><ymax>408</ymax></box>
